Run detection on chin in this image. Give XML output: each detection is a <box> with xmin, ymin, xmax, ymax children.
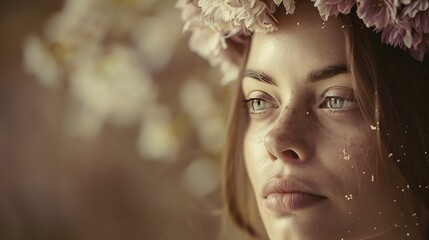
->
<box><xmin>260</xmin><ymin>205</ymin><xmax>340</xmax><ymax>240</ymax></box>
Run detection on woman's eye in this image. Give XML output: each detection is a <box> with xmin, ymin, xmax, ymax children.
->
<box><xmin>245</xmin><ymin>98</ymin><xmax>276</xmax><ymax>113</ymax></box>
<box><xmin>326</xmin><ymin>97</ymin><xmax>355</xmax><ymax>109</ymax></box>
<box><xmin>319</xmin><ymin>87</ymin><xmax>358</xmax><ymax>114</ymax></box>
<box><xmin>321</xmin><ymin>96</ymin><xmax>357</xmax><ymax>111</ymax></box>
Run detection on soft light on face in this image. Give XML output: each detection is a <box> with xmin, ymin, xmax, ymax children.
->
<box><xmin>242</xmin><ymin>3</ymin><xmax>417</xmax><ymax>240</ymax></box>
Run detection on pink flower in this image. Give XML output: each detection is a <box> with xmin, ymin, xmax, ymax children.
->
<box><xmin>273</xmin><ymin>0</ymin><xmax>296</xmax><ymax>14</ymax></box>
<box><xmin>199</xmin><ymin>0</ymin><xmax>236</xmax><ymax>34</ymax></box>
<box><xmin>188</xmin><ymin>28</ymin><xmax>225</xmax><ymax>61</ymax></box>
<box><xmin>312</xmin><ymin>0</ymin><xmax>331</xmax><ymax>21</ymax></box>
<box><xmin>331</xmin><ymin>0</ymin><xmax>356</xmax><ymax>14</ymax></box>
<box><xmin>401</xmin><ymin>0</ymin><xmax>428</xmax><ymax>18</ymax></box>
<box><xmin>380</xmin><ymin>20</ymin><xmax>413</xmax><ymax>48</ymax></box>
<box><xmin>228</xmin><ymin>0</ymin><xmax>277</xmax><ymax>33</ymax></box>
<box><xmin>357</xmin><ymin>0</ymin><xmax>399</xmax><ymax>29</ymax></box>
<box><xmin>198</xmin><ymin>0</ymin><xmax>277</xmax><ymax>34</ymax></box>
<box><xmin>412</xmin><ymin>11</ymin><xmax>429</xmax><ymax>33</ymax></box>
<box><xmin>312</xmin><ymin>0</ymin><xmax>356</xmax><ymax>21</ymax></box>
<box><xmin>409</xmin><ymin>33</ymin><xmax>429</xmax><ymax>60</ymax></box>
<box><xmin>248</xmin><ymin>1</ymin><xmax>278</xmax><ymax>32</ymax></box>
<box><xmin>400</xmin><ymin>0</ymin><xmax>429</xmax><ymax>33</ymax></box>
<box><xmin>177</xmin><ymin>0</ymin><xmax>203</xmax><ymax>32</ymax></box>
<box><xmin>188</xmin><ymin>25</ymin><xmax>247</xmax><ymax>83</ymax></box>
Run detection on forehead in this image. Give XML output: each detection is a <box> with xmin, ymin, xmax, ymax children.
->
<box><xmin>246</xmin><ymin>6</ymin><xmax>347</xmax><ymax>78</ymax></box>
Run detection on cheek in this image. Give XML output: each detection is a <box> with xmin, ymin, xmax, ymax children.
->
<box><xmin>243</xmin><ymin>128</ymin><xmax>268</xmax><ymax>185</ymax></box>
<box><xmin>338</xmin><ymin>133</ymin><xmax>372</xmax><ymax>180</ymax></box>
<box><xmin>326</xmin><ymin>129</ymin><xmax>406</xmax><ymax>213</ymax></box>
<box><xmin>318</xmin><ymin>128</ymin><xmax>374</xmax><ymax>200</ymax></box>
<box><xmin>244</xmin><ymin>130</ymin><xmax>265</xmax><ymax>158</ymax></box>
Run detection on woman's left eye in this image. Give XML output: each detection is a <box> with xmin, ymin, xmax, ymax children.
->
<box><xmin>320</xmin><ymin>96</ymin><xmax>357</xmax><ymax>111</ymax></box>
<box><xmin>319</xmin><ymin>87</ymin><xmax>358</xmax><ymax>114</ymax></box>
<box><xmin>327</xmin><ymin>97</ymin><xmax>355</xmax><ymax>109</ymax></box>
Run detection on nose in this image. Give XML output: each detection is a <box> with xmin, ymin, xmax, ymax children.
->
<box><xmin>264</xmin><ymin>108</ymin><xmax>314</xmax><ymax>163</ymax></box>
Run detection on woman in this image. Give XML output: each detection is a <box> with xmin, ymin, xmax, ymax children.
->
<box><xmin>179</xmin><ymin>0</ymin><xmax>429</xmax><ymax>239</ymax></box>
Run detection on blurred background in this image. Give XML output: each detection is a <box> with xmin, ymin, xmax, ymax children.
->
<box><xmin>0</xmin><ymin>0</ymin><xmax>237</xmax><ymax>239</ymax></box>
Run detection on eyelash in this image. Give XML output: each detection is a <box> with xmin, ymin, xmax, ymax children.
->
<box><xmin>324</xmin><ymin>107</ymin><xmax>359</xmax><ymax>115</ymax></box>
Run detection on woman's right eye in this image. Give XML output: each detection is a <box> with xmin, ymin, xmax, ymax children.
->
<box><xmin>244</xmin><ymin>97</ymin><xmax>277</xmax><ymax>114</ymax></box>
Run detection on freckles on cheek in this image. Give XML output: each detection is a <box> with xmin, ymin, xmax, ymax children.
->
<box><xmin>331</xmin><ymin>128</ymin><xmax>372</xmax><ymax>163</ymax></box>
<box><xmin>333</xmin><ymin>131</ymin><xmax>374</xmax><ymax>193</ymax></box>
<box><xmin>320</xmin><ymin>128</ymin><xmax>370</xmax><ymax>173</ymax></box>
<box><xmin>338</xmin><ymin>140</ymin><xmax>368</xmax><ymax>170</ymax></box>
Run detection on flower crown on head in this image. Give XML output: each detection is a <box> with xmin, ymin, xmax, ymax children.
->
<box><xmin>177</xmin><ymin>0</ymin><xmax>429</xmax><ymax>83</ymax></box>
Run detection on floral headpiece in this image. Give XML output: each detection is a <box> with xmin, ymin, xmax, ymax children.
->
<box><xmin>177</xmin><ymin>0</ymin><xmax>429</xmax><ymax>83</ymax></box>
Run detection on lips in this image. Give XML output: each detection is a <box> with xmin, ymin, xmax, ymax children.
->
<box><xmin>262</xmin><ymin>178</ymin><xmax>326</xmax><ymax>212</ymax></box>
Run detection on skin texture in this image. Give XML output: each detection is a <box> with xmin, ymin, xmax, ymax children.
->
<box><xmin>241</xmin><ymin>2</ymin><xmax>419</xmax><ymax>240</ymax></box>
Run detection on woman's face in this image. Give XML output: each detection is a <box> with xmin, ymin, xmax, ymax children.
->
<box><xmin>242</xmin><ymin>4</ymin><xmax>416</xmax><ymax>240</ymax></box>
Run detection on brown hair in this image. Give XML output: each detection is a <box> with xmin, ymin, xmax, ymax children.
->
<box><xmin>222</xmin><ymin>11</ymin><xmax>429</xmax><ymax>239</ymax></box>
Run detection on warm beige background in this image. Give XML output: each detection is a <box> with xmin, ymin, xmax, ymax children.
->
<box><xmin>0</xmin><ymin>0</ymin><xmax>237</xmax><ymax>239</ymax></box>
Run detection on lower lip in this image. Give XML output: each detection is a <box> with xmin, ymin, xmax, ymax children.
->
<box><xmin>264</xmin><ymin>193</ymin><xmax>326</xmax><ymax>212</ymax></box>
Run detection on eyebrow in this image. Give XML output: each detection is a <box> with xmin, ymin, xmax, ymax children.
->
<box><xmin>244</xmin><ymin>64</ymin><xmax>349</xmax><ymax>85</ymax></box>
<box><xmin>309</xmin><ymin>64</ymin><xmax>349</xmax><ymax>82</ymax></box>
<box><xmin>243</xmin><ymin>70</ymin><xmax>277</xmax><ymax>86</ymax></box>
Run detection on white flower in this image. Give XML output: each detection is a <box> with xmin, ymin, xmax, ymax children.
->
<box><xmin>137</xmin><ymin>106</ymin><xmax>179</xmax><ymax>161</ymax></box>
<box><xmin>69</xmin><ymin>45</ymin><xmax>155</xmax><ymax>136</ymax></box>
<box><xmin>181</xmin><ymin>158</ymin><xmax>220</xmax><ymax>197</ymax></box>
<box><xmin>197</xmin><ymin>117</ymin><xmax>224</xmax><ymax>153</ymax></box>
<box><xmin>179</xmin><ymin>79</ymin><xmax>221</xmax><ymax>123</ymax></box>
<box><xmin>23</xmin><ymin>36</ymin><xmax>63</xmax><ymax>89</ymax></box>
<box><xmin>134</xmin><ymin>7</ymin><xmax>183</xmax><ymax>71</ymax></box>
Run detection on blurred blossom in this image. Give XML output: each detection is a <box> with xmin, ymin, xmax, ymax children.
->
<box><xmin>24</xmin><ymin>0</ymin><xmax>185</xmax><ymax>137</ymax></box>
<box><xmin>182</xmin><ymin>158</ymin><xmax>220</xmax><ymax>198</ymax></box>
<box><xmin>12</xmin><ymin>0</ymin><xmax>227</xmax><ymax>239</ymax></box>
<box><xmin>134</xmin><ymin>6</ymin><xmax>183</xmax><ymax>71</ymax></box>
<box><xmin>139</xmin><ymin>0</ymin><xmax>160</xmax><ymax>10</ymax></box>
<box><xmin>68</xmin><ymin>45</ymin><xmax>156</xmax><ymax>136</ymax></box>
<box><xmin>45</xmin><ymin>0</ymin><xmax>107</xmax><ymax>65</ymax></box>
<box><xmin>137</xmin><ymin>105</ymin><xmax>179</xmax><ymax>161</ymax></box>
<box><xmin>7</xmin><ymin>0</ymin><xmax>227</xmax><ymax>240</ymax></box>
<box><xmin>23</xmin><ymin>36</ymin><xmax>63</xmax><ymax>89</ymax></box>
<box><xmin>179</xmin><ymin>79</ymin><xmax>221</xmax><ymax>123</ymax></box>
<box><xmin>197</xmin><ymin>117</ymin><xmax>224</xmax><ymax>153</ymax></box>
